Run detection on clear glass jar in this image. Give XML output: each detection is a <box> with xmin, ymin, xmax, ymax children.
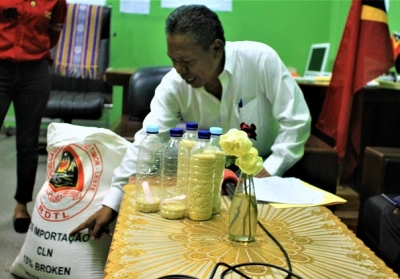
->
<box><xmin>187</xmin><ymin>130</ymin><xmax>216</xmax><ymax>221</ymax></box>
<box><xmin>209</xmin><ymin>127</ymin><xmax>226</xmax><ymax>214</ymax></box>
<box><xmin>160</xmin><ymin>128</ymin><xmax>188</xmax><ymax>219</ymax></box>
<box><xmin>136</xmin><ymin>125</ymin><xmax>164</xmax><ymax>213</ymax></box>
<box><xmin>229</xmin><ymin>173</ymin><xmax>258</xmax><ymax>242</ymax></box>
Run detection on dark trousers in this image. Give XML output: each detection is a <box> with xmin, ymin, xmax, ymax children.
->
<box><xmin>0</xmin><ymin>59</ymin><xmax>50</xmax><ymax>204</ymax></box>
<box><xmin>380</xmin><ymin>196</ymin><xmax>400</xmax><ymax>275</ymax></box>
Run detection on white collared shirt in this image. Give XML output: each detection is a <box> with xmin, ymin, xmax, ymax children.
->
<box><xmin>103</xmin><ymin>41</ymin><xmax>311</xmax><ymax>211</ymax></box>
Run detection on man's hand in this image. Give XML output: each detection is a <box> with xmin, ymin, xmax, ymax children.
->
<box><xmin>70</xmin><ymin>206</ymin><xmax>117</xmax><ymax>239</ymax></box>
<box><xmin>394</xmin><ymin>208</ymin><xmax>400</xmax><ymax>216</ymax></box>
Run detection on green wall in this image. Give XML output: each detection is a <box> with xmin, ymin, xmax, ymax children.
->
<box><xmin>5</xmin><ymin>0</ymin><xmax>400</xmax><ymax>130</ymax></box>
<box><xmin>108</xmin><ymin>0</ymin><xmax>337</xmax><ymax>74</ymax></box>
<box><xmin>107</xmin><ymin>0</ymin><xmax>400</xmax><ymax>73</ymax></box>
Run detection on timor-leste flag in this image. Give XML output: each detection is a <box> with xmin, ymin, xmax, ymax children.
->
<box><xmin>315</xmin><ymin>0</ymin><xmax>394</xmax><ymax>177</ymax></box>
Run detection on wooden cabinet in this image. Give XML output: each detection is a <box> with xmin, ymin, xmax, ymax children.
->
<box><xmin>298</xmin><ymin>82</ymin><xmax>400</xmax><ymax>191</ymax></box>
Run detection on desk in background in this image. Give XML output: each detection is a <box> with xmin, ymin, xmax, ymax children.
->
<box><xmin>103</xmin><ymin>184</ymin><xmax>397</xmax><ymax>279</ymax></box>
<box><xmin>104</xmin><ymin>68</ymin><xmax>138</xmax><ymax>141</ymax></box>
<box><xmin>105</xmin><ymin>67</ymin><xmax>135</xmax><ymax>115</ymax></box>
<box><xmin>298</xmin><ymin>81</ymin><xmax>400</xmax><ymax>191</ymax></box>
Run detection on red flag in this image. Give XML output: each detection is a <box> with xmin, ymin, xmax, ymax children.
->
<box><xmin>315</xmin><ymin>0</ymin><xmax>394</xmax><ymax>177</ymax></box>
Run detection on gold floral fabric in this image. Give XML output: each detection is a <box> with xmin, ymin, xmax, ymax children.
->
<box><xmin>104</xmin><ymin>184</ymin><xmax>398</xmax><ymax>279</ymax></box>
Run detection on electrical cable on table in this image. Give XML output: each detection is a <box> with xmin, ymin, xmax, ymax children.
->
<box><xmin>158</xmin><ymin>196</ymin><xmax>304</xmax><ymax>279</ymax></box>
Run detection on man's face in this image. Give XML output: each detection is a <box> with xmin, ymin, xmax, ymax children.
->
<box><xmin>167</xmin><ymin>34</ymin><xmax>223</xmax><ymax>89</ymax></box>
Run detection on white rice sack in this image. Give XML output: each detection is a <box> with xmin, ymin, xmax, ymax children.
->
<box><xmin>10</xmin><ymin>123</ymin><xmax>130</xmax><ymax>279</ymax></box>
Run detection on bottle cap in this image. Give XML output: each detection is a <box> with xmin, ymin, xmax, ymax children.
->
<box><xmin>146</xmin><ymin>125</ymin><xmax>159</xmax><ymax>134</ymax></box>
<box><xmin>186</xmin><ymin>122</ymin><xmax>198</xmax><ymax>130</ymax></box>
<box><xmin>198</xmin><ymin>130</ymin><xmax>211</xmax><ymax>139</ymax></box>
<box><xmin>210</xmin><ymin>127</ymin><xmax>223</xmax><ymax>135</ymax></box>
<box><xmin>170</xmin><ymin>128</ymin><xmax>183</xmax><ymax>137</ymax></box>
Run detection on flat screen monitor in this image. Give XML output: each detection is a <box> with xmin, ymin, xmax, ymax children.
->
<box><xmin>304</xmin><ymin>43</ymin><xmax>330</xmax><ymax>77</ymax></box>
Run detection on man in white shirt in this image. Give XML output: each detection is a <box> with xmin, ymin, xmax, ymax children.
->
<box><xmin>70</xmin><ymin>4</ymin><xmax>311</xmax><ymax>238</ymax></box>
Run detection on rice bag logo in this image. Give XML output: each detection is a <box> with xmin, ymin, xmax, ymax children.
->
<box><xmin>48</xmin><ymin>147</ymin><xmax>83</xmax><ymax>196</ymax></box>
<box><xmin>37</xmin><ymin>143</ymin><xmax>104</xmax><ymax>221</ymax></box>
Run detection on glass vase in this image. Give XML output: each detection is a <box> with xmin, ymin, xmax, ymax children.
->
<box><xmin>229</xmin><ymin>173</ymin><xmax>258</xmax><ymax>242</ymax></box>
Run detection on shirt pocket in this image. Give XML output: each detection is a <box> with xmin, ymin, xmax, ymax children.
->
<box><xmin>239</xmin><ymin>97</ymin><xmax>259</xmax><ymax>125</ymax></box>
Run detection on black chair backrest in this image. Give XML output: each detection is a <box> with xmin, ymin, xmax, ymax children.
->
<box><xmin>128</xmin><ymin>66</ymin><xmax>172</xmax><ymax>121</ymax></box>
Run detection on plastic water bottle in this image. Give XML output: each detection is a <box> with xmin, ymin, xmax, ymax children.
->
<box><xmin>209</xmin><ymin>127</ymin><xmax>226</xmax><ymax>214</ymax></box>
<box><xmin>187</xmin><ymin>130</ymin><xmax>216</xmax><ymax>221</ymax></box>
<box><xmin>136</xmin><ymin>125</ymin><xmax>164</xmax><ymax>213</ymax></box>
<box><xmin>160</xmin><ymin>128</ymin><xmax>188</xmax><ymax>219</ymax></box>
<box><xmin>182</xmin><ymin>121</ymin><xmax>198</xmax><ymax>152</ymax></box>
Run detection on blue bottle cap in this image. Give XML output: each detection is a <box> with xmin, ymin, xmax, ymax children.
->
<box><xmin>186</xmin><ymin>122</ymin><xmax>198</xmax><ymax>130</ymax></box>
<box><xmin>170</xmin><ymin>127</ymin><xmax>183</xmax><ymax>137</ymax></box>
<box><xmin>198</xmin><ymin>130</ymin><xmax>211</xmax><ymax>139</ymax></box>
<box><xmin>210</xmin><ymin>127</ymin><xmax>223</xmax><ymax>135</ymax></box>
<box><xmin>146</xmin><ymin>125</ymin><xmax>159</xmax><ymax>134</ymax></box>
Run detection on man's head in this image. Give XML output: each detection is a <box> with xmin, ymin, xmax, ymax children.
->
<box><xmin>166</xmin><ymin>4</ymin><xmax>225</xmax><ymax>51</ymax></box>
<box><xmin>165</xmin><ymin>5</ymin><xmax>225</xmax><ymax>90</ymax></box>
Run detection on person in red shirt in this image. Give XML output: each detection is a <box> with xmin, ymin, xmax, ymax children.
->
<box><xmin>0</xmin><ymin>0</ymin><xmax>66</xmax><ymax>233</ymax></box>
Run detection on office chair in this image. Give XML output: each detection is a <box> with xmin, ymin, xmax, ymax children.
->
<box><xmin>43</xmin><ymin>4</ymin><xmax>112</xmax><ymax>124</ymax></box>
<box><xmin>128</xmin><ymin>66</ymin><xmax>172</xmax><ymax>122</ymax></box>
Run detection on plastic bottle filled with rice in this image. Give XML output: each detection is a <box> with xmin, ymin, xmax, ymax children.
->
<box><xmin>136</xmin><ymin>125</ymin><xmax>164</xmax><ymax>213</ymax></box>
<box><xmin>209</xmin><ymin>127</ymin><xmax>226</xmax><ymax>214</ymax></box>
<box><xmin>187</xmin><ymin>130</ymin><xmax>216</xmax><ymax>221</ymax></box>
<box><xmin>160</xmin><ymin>128</ymin><xmax>188</xmax><ymax>219</ymax></box>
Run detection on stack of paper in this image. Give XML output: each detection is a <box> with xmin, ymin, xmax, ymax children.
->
<box><xmin>253</xmin><ymin>176</ymin><xmax>346</xmax><ymax>208</ymax></box>
<box><xmin>378</xmin><ymin>80</ymin><xmax>400</xmax><ymax>90</ymax></box>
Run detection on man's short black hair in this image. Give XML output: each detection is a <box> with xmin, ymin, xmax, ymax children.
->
<box><xmin>165</xmin><ymin>4</ymin><xmax>226</xmax><ymax>51</ymax></box>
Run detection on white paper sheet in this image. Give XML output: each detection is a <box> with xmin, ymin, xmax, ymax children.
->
<box><xmin>253</xmin><ymin>176</ymin><xmax>325</xmax><ymax>205</ymax></box>
<box><xmin>120</xmin><ymin>0</ymin><xmax>151</xmax><ymax>14</ymax></box>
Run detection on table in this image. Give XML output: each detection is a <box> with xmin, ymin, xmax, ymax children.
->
<box><xmin>103</xmin><ymin>184</ymin><xmax>397</xmax><ymax>279</ymax></box>
<box><xmin>104</xmin><ymin>67</ymin><xmax>135</xmax><ymax>115</ymax></box>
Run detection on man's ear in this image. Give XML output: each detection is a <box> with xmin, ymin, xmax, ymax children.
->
<box><xmin>211</xmin><ymin>39</ymin><xmax>224</xmax><ymax>58</ymax></box>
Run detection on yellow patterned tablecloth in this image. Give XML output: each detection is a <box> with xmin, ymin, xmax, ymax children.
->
<box><xmin>104</xmin><ymin>184</ymin><xmax>397</xmax><ymax>279</ymax></box>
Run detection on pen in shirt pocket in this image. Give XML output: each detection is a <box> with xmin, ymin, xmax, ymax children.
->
<box><xmin>238</xmin><ymin>98</ymin><xmax>243</xmax><ymax>113</ymax></box>
<box><xmin>238</xmin><ymin>98</ymin><xmax>243</xmax><ymax>109</ymax></box>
